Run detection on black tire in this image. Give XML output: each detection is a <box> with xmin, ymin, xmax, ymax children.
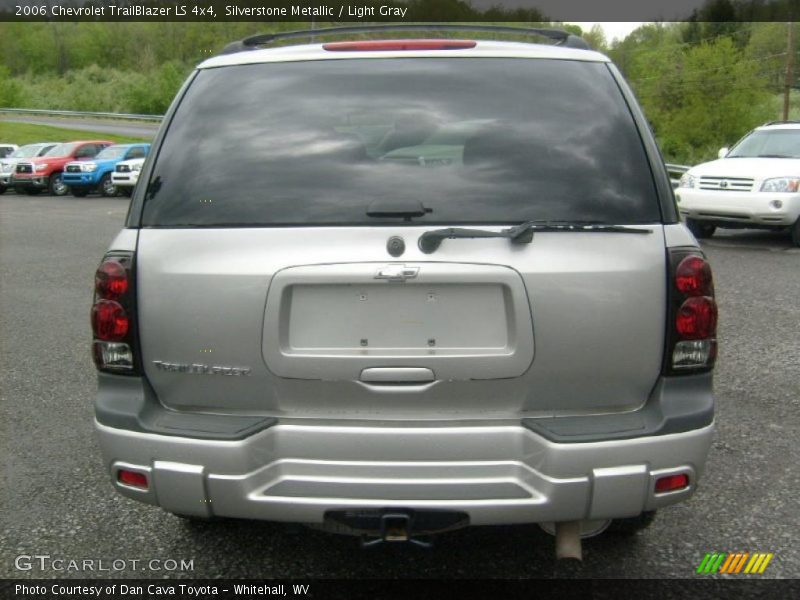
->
<box><xmin>49</xmin><ymin>173</ymin><xmax>68</xmax><ymax>196</ymax></box>
<box><xmin>99</xmin><ymin>173</ymin><xmax>117</xmax><ymax>197</ymax></box>
<box><xmin>686</xmin><ymin>218</ymin><xmax>716</xmax><ymax>239</ymax></box>
<box><xmin>791</xmin><ymin>218</ymin><xmax>800</xmax><ymax>248</ymax></box>
<box><xmin>0</xmin><ymin>184</ymin><xmax>6</xmax><ymax>195</ymax></box>
<box><xmin>119</xmin><ymin>187</ymin><xmax>133</xmax><ymax>197</ymax></box>
<box><xmin>606</xmin><ymin>511</ymin><xmax>657</xmax><ymax>536</ymax></box>
<box><xmin>71</xmin><ymin>188</ymin><xmax>89</xmax><ymax>198</ymax></box>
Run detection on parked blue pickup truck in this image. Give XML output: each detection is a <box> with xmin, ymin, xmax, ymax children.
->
<box><xmin>62</xmin><ymin>143</ymin><xmax>150</xmax><ymax>197</ymax></box>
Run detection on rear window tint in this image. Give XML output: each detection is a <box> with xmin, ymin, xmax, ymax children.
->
<box><xmin>142</xmin><ymin>58</ymin><xmax>659</xmax><ymax>227</ymax></box>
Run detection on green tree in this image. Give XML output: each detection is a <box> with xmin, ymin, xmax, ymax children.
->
<box><xmin>0</xmin><ymin>67</ymin><xmax>24</xmax><ymax>107</ymax></box>
<box><xmin>582</xmin><ymin>25</ymin><xmax>608</xmax><ymax>52</ymax></box>
<box><xmin>125</xmin><ymin>61</ymin><xmax>192</xmax><ymax>115</ymax></box>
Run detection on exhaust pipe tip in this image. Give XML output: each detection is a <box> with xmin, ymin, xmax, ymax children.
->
<box><xmin>555</xmin><ymin>520</ymin><xmax>583</xmax><ymax>561</ymax></box>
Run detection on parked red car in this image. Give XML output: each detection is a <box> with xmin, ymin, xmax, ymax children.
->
<box><xmin>11</xmin><ymin>140</ymin><xmax>114</xmax><ymax>196</ymax></box>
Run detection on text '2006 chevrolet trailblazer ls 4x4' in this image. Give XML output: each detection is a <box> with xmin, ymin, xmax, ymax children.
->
<box><xmin>92</xmin><ymin>26</ymin><xmax>717</xmax><ymax>557</ymax></box>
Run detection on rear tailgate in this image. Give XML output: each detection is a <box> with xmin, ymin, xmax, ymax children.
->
<box><xmin>136</xmin><ymin>226</ymin><xmax>665</xmax><ymax>418</ymax></box>
<box><xmin>133</xmin><ymin>53</ymin><xmax>670</xmax><ymax>419</ymax></box>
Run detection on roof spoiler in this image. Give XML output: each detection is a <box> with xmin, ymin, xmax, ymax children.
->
<box><xmin>762</xmin><ymin>120</ymin><xmax>800</xmax><ymax>126</ymax></box>
<box><xmin>219</xmin><ymin>24</ymin><xmax>590</xmax><ymax>55</ymax></box>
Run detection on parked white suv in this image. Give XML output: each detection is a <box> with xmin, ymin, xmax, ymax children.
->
<box><xmin>676</xmin><ymin>121</ymin><xmax>800</xmax><ymax>246</ymax></box>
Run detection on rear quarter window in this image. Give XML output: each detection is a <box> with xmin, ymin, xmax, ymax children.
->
<box><xmin>141</xmin><ymin>57</ymin><xmax>660</xmax><ymax>227</ymax></box>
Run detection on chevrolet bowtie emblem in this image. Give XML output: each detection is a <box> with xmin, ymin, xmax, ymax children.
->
<box><xmin>374</xmin><ymin>264</ymin><xmax>419</xmax><ymax>281</ymax></box>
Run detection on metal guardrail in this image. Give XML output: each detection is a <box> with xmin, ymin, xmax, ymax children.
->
<box><xmin>665</xmin><ymin>163</ymin><xmax>690</xmax><ymax>189</ymax></box>
<box><xmin>665</xmin><ymin>163</ymin><xmax>690</xmax><ymax>175</ymax></box>
<box><xmin>0</xmin><ymin>108</ymin><xmax>163</xmax><ymax>122</ymax></box>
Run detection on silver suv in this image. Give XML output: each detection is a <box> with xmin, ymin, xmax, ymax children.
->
<box><xmin>92</xmin><ymin>26</ymin><xmax>717</xmax><ymax>557</ymax></box>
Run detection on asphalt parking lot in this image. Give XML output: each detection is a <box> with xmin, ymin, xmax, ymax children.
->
<box><xmin>0</xmin><ymin>193</ymin><xmax>798</xmax><ymax>580</ymax></box>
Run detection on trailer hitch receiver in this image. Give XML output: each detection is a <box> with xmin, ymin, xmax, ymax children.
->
<box><xmin>361</xmin><ymin>512</ymin><xmax>432</xmax><ymax>548</ymax></box>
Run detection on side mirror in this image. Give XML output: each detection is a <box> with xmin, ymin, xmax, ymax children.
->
<box><xmin>718</xmin><ymin>147</ymin><xmax>729</xmax><ymax>159</ymax></box>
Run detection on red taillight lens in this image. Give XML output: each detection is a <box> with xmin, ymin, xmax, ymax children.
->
<box><xmin>655</xmin><ymin>473</ymin><xmax>689</xmax><ymax>493</ymax></box>
<box><xmin>118</xmin><ymin>469</ymin><xmax>148</xmax><ymax>489</ymax></box>
<box><xmin>675</xmin><ymin>255</ymin><xmax>713</xmax><ymax>296</ymax></box>
<box><xmin>676</xmin><ymin>296</ymin><xmax>718</xmax><ymax>340</ymax></box>
<box><xmin>92</xmin><ymin>300</ymin><xmax>129</xmax><ymax>341</ymax></box>
<box><xmin>665</xmin><ymin>250</ymin><xmax>717</xmax><ymax>374</ymax></box>
<box><xmin>95</xmin><ymin>259</ymin><xmax>128</xmax><ymax>300</ymax></box>
<box><xmin>323</xmin><ymin>40</ymin><xmax>477</xmax><ymax>52</ymax></box>
<box><xmin>92</xmin><ymin>252</ymin><xmax>138</xmax><ymax>374</ymax></box>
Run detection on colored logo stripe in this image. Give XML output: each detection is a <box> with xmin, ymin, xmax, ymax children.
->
<box><xmin>697</xmin><ymin>552</ymin><xmax>773</xmax><ymax>574</ymax></box>
<box><xmin>697</xmin><ymin>553</ymin><xmax>726</xmax><ymax>574</ymax></box>
<box><xmin>720</xmin><ymin>553</ymin><xmax>748</xmax><ymax>573</ymax></box>
<box><xmin>744</xmin><ymin>553</ymin><xmax>773</xmax><ymax>574</ymax></box>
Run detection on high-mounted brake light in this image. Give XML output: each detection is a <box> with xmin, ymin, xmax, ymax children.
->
<box><xmin>323</xmin><ymin>40</ymin><xmax>477</xmax><ymax>52</ymax></box>
<box><xmin>665</xmin><ymin>249</ymin><xmax>718</xmax><ymax>374</ymax></box>
<box><xmin>91</xmin><ymin>252</ymin><xmax>139</xmax><ymax>374</ymax></box>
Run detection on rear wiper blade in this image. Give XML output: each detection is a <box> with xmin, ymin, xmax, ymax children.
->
<box><xmin>505</xmin><ymin>220</ymin><xmax>652</xmax><ymax>241</ymax></box>
<box><xmin>418</xmin><ymin>220</ymin><xmax>652</xmax><ymax>254</ymax></box>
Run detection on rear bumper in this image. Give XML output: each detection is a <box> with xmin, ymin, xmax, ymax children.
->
<box><xmin>96</xmin><ymin>418</ymin><xmax>713</xmax><ymax>525</ymax></box>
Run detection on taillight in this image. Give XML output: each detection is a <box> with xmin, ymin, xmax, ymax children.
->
<box><xmin>665</xmin><ymin>249</ymin><xmax>718</xmax><ymax>374</ymax></box>
<box><xmin>323</xmin><ymin>40</ymin><xmax>477</xmax><ymax>52</ymax></box>
<box><xmin>91</xmin><ymin>300</ymin><xmax>129</xmax><ymax>341</ymax></box>
<box><xmin>91</xmin><ymin>252</ymin><xmax>139</xmax><ymax>374</ymax></box>
<box><xmin>118</xmin><ymin>469</ymin><xmax>148</xmax><ymax>490</ymax></box>
<box><xmin>675</xmin><ymin>297</ymin><xmax>717</xmax><ymax>339</ymax></box>
<box><xmin>95</xmin><ymin>259</ymin><xmax>128</xmax><ymax>300</ymax></box>
<box><xmin>675</xmin><ymin>255</ymin><xmax>713</xmax><ymax>296</ymax></box>
<box><xmin>655</xmin><ymin>473</ymin><xmax>689</xmax><ymax>493</ymax></box>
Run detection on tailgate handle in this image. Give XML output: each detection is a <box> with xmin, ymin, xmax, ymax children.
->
<box><xmin>359</xmin><ymin>367</ymin><xmax>435</xmax><ymax>383</ymax></box>
<box><xmin>375</xmin><ymin>265</ymin><xmax>419</xmax><ymax>281</ymax></box>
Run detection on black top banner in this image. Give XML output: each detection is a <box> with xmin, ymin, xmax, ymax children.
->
<box><xmin>2</xmin><ymin>0</ymin><xmax>800</xmax><ymax>23</ymax></box>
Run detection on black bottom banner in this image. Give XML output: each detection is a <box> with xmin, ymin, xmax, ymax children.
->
<box><xmin>1</xmin><ymin>579</ymin><xmax>797</xmax><ymax>600</ymax></box>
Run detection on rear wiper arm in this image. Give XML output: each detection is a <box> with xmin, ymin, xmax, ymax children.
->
<box><xmin>418</xmin><ymin>221</ymin><xmax>652</xmax><ymax>254</ymax></box>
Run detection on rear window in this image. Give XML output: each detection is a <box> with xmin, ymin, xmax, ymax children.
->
<box><xmin>142</xmin><ymin>58</ymin><xmax>659</xmax><ymax>227</ymax></box>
